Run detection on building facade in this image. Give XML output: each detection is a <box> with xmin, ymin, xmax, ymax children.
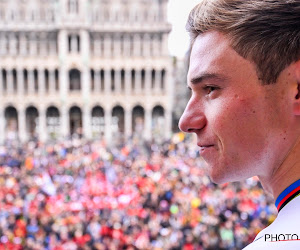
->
<box><xmin>0</xmin><ymin>0</ymin><xmax>173</xmax><ymax>143</ymax></box>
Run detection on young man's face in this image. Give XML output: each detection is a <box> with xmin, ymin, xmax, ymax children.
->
<box><xmin>179</xmin><ymin>31</ymin><xmax>296</xmax><ymax>184</ymax></box>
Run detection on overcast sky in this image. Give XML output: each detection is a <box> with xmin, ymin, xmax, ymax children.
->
<box><xmin>167</xmin><ymin>0</ymin><xmax>200</xmax><ymax>59</ymax></box>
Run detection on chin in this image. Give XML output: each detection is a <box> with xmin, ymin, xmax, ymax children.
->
<box><xmin>209</xmin><ymin>174</ymin><xmax>229</xmax><ymax>185</ymax></box>
<box><xmin>208</xmin><ymin>168</ymin><xmax>248</xmax><ymax>185</ymax></box>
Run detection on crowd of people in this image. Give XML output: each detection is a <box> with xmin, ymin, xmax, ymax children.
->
<box><xmin>0</xmin><ymin>134</ymin><xmax>277</xmax><ymax>249</ymax></box>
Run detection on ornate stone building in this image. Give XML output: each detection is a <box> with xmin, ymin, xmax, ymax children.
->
<box><xmin>0</xmin><ymin>0</ymin><xmax>173</xmax><ymax>143</ymax></box>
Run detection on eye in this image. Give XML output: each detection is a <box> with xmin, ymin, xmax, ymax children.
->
<box><xmin>203</xmin><ymin>85</ymin><xmax>219</xmax><ymax>95</ymax></box>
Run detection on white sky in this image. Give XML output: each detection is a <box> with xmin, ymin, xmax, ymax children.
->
<box><xmin>167</xmin><ymin>0</ymin><xmax>200</xmax><ymax>59</ymax></box>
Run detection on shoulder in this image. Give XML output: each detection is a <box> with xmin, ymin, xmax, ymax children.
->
<box><xmin>244</xmin><ymin>238</ymin><xmax>300</xmax><ymax>250</ymax></box>
<box><xmin>243</xmin><ymin>196</ymin><xmax>300</xmax><ymax>249</ymax></box>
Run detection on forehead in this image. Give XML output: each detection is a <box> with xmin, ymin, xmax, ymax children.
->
<box><xmin>188</xmin><ymin>31</ymin><xmax>256</xmax><ymax>83</ymax></box>
<box><xmin>187</xmin><ymin>31</ymin><xmax>258</xmax><ymax>88</ymax></box>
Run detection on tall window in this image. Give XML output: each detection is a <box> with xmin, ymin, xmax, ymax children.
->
<box><xmin>68</xmin><ymin>34</ymin><xmax>80</xmax><ymax>53</ymax></box>
<box><xmin>68</xmin><ymin>0</ymin><xmax>79</xmax><ymax>14</ymax></box>
<box><xmin>69</xmin><ymin>69</ymin><xmax>81</xmax><ymax>91</ymax></box>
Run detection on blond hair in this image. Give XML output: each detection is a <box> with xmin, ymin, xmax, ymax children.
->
<box><xmin>187</xmin><ymin>0</ymin><xmax>300</xmax><ymax>84</ymax></box>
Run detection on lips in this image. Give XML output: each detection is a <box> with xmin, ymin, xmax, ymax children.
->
<box><xmin>198</xmin><ymin>144</ymin><xmax>214</xmax><ymax>157</ymax></box>
<box><xmin>197</xmin><ymin>143</ymin><xmax>214</xmax><ymax>148</ymax></box>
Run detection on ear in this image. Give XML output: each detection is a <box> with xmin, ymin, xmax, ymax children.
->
<box><xmin>293</xmin><ymin>61</ymin><xmax>300</xmax><ymax>115</ymax></box>
<box><xmin>294</xmin><ymin>83</ymin><xmax>300</xmax><ymax>115</ymax></box>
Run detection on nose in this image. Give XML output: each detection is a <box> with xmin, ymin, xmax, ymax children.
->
<box><xmin>178</xmin><ymin>99</ymin><xmax>206</xmax><ymax>133</ymax></box>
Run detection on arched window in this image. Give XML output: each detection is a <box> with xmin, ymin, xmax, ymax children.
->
<box><xmin>69</xmin><ymin>106</ymin><xmax>82</xmax><ymax>136</ymax></box>
<box><xmin>91</xmin><ymin>106</ymin><xmax>105</xmax><ymax>137</ymax></box>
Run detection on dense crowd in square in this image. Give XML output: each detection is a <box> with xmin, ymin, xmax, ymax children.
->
<box><xmin>0</xmin><ymin>135</ymin><xmax>277</xmax><ymax>249</ymax></box>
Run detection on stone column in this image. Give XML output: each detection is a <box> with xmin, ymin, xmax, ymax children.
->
<box><xmin>145</xmin><ymin>69</ymin><xmax>152</xmax><ymax>94</ymax></box>
<box><xmin>82</xmin><ymin>67</ymin><xmax>91</xmax><ymax>139</ymax></box>
<box><xmin>9</xmin><ymin>34</ymin><xmax>17</xmax><ymax>56</ymax></box>
<box><xmin>104</xmin><ymin>34</ymin><xmax>111</xmax><ymax>58</ymax></box>
<box><xmin>163</xmin><ymin>69</ymin><xmax>171</xmax><ymax>95</ymax></box>
<box><xmin>104</xmin><ymin>108</ymin><xmax>112</xmax><ymax>143</ymax></box>
<box><xmin>49</xmin><ymin>69</ymin><xmax>56</xmax><ymax>94</ymax></box>
<box><xmin>40</xmin><ymin>33</ymin><xmax>47</xmax><ymax>56</ymax></box>
<box><xmin>94</xmin><ymin>37</ymin><xmax>101</xmax><ymax>56</ymax></box>
<box><xmin>0</xmin><ymin>68</ymin><xmax>3</xmax><ymax>96</ymax></box>
<box><xmin>144</xmin><ymin>108</ymin><xmax>152</xmax><ymax>141</ymax></box>
<box><xmin>28</xmin><ymin>70</ymin><xmax>34</xmax><ymax>94</ymax></box>
<box><xmin>17</xmin><ymin>69</ymin><xmax>24</xmax><ymax>96</ymax></box>
<box><xmin>143</xmin><ymin>34</ymin><xmax>150</xmax><ymax>57</ymax></box>
<box><xmin>60</xmin><ymin>105</ymin><xmax>69</xmax><ymax>139</ymax></box>
<box><xmin>50</xmin><ymin>35</ymin><xmax>57</xmax><ymax>55</ymax></box>
<box><xmin>59</xmin><ymin>66</ymin><xmax>68</xmax><ymax>138</ymax></box>
<box><xmin>135</xmin><ymin>69</ymin><xmax>142</xmax><ymax>94</ymax></box>
<box><xmin>58</xmin><ymin>30</ymin><xmax>67</xmax><ymax>60</ymax></box>
<box><xmin>81</xmin><ymin>29</ymin><xmax>90</xmax><ymax>64</ymax></box>
<box><xmin>58</xmin><ymin>30</ymin><xmax>68</xmax><ymax>137</ymax></box>
<box><xmin>0</xmin><ymin>34</ymin><xmax>5</xmax><ymax>55</ymax></box>
<box><xmin>115</xmin><ymin>69</ymin><xmax>121</xmax><ymax>93</ymax></box>
<box><xmin>104</xmin><ymin>69</ymin><xmax>111</xmax><ymax>94</ymax></box>
<box><xmin>39</xmin><ymin>108</ymin><xmax>47</xmax><ymax>142</ymax></box>
<box><xmin>18</xmin><ymin>108</ymin><xmax>27</xmax><ymax>142</ymax></box>
<box><xmin>38</xmin><ymin>69</ymin><xmax>46</xmax><ymax>96</ymax></box>
<box><xmin>19</xmin><ymin>33</ymin><xmax>27</xmax><ymax>56</ymax></box>
<box><xmin>123</xmin><ymin>34</ymin><xmax>130</xmax><ymax>57</ymax></box>
<box><xmin>114</xmin><ymin>34</ymin><xmax>121</xmax><ymax>58</ymax></box>
<box><xmin>133</xmin><ymin>34</ymin><xmax>141</xmax><ymax>57</ymax></box>
<box><xmin>29</xmin><ymin>34</ymin><xmax>37</xmax><ymax>55</ymax></box>
<box><xmin>82</xmin><ymin>66</ymin><xmax>90</xmax><ymax>100</ymax></box>
<box><xmin>0</xmin><ymin>108</ymin><xmax>4</xmax><ymax>144</ymax></box>
<box><xmin>6</xmin><ymin>69</ymin><xmax>13</xmax><ymax>94</ymax></box>
<box><xmin>154</xmin><ymin>70</ymin><xmax>162</xmax><ymax>94</ymax></box>
<box><xmin>152</xmin><ymin>35</ymin><xmax>159</xmax><ymax>57</ymax></box>
<box><xmin>83</xmin><ymin>104</ymin><xmax>92</xmax><ymax>139</ymax></box>
<box><xmin>80</xmin><ymin>29</ymin><xmax>91</xmax><ymax>139</ymax></box>
<box><xmin>161</xmin><ymin>0</ymin><xmax>168</xmax><ymax>22</ymax></box>
<box><xmin>125</xmin><ymin>69</ymin><xmax>131</xmax><ymax>96</ymax></box>
<box><xmin>94</xmin><ymin>70</ymin><xmax>101</xmax><ymax>92</ymax></box>
<box><xmin>125</xmin><ymin>108</ymin><xmax>132</xmax><ymax>139</ymax></box>
<box><xmin>162</xmin><ymin>33</ymin><xmax>168</xmax><ymax>57</ymax></box>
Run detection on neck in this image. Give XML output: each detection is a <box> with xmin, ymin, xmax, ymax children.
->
<box><xmin>259</xmin><ymin>136</ymin><xmax>300</xmax><ymax>201</ymax></box>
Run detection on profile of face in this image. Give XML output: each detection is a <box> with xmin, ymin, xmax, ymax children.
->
<box><xmin>179</xmin><ymin>31</ymin><xmax>298</xmax><ymax>184</ymax></box>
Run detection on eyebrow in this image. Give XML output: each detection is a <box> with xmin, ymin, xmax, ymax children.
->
<box><xmin>189</xmin><ymin>73</ymin><xmax>227</xmax><ymax>86</ymax></box>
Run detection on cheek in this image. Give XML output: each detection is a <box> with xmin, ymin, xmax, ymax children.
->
<box><xmin>210</xmin><ymin>99</ymin><xmax>267</xmax><ymax>146</ymax></box>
